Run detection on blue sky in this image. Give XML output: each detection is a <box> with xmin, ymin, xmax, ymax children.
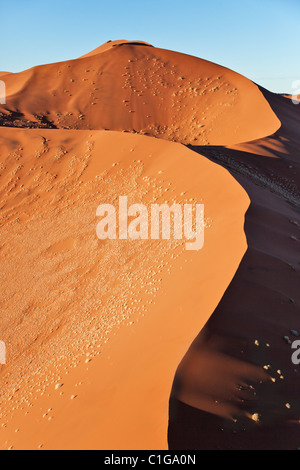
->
<box><xmin>1</xmin><ymin>0</ymin><xmax>299</xmax><ymax>93</ymax></box>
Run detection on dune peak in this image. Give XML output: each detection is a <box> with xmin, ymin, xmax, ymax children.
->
<box><xmin>80</xmin><ymin>39</ymin><xmax>153</xmax><ymax>58</ymax></box>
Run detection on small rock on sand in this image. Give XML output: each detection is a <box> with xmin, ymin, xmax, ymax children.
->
<box><xmin>251</xmin><ymin>413</ymin><xmax>261</xmax><ymax>423</ymax></box>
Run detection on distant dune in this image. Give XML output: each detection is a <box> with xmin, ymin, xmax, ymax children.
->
<box><xmin>0</xmin><ymin>40</ymin><xmax>299</xmax><ymax>450</ymax></box>
<box><xmin>0</xmin><ymin>40</ymin><xmax>279</xmax><ymax>145</ymax></box>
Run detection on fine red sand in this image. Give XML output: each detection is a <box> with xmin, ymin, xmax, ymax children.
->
<box><xmin>0</xmin><ymin>40</ymin><xmax>299</xmax><ymax>450</ymax></box>
<box><xmin>0</xmin><ymin>129</ymin><xmax>248</xmax><ymax>450</ymax></box>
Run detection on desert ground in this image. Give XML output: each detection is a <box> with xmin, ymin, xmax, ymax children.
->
<box><xmin>0</xmin><ymin>40</ymin><xmax>299</xmax><ymax>450</ymax></box>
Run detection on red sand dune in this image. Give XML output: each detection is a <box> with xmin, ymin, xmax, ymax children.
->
<box><xmin>0</xmin><ymin>40</ymin><xmax>299</xmax><ymax>450</ymax></box>
<box><xmin>0</xmin><ymin>40</ymin><xmax>279</xmax><ymax>145</ymax></box>
<box><xmin>170</xmin><ymin>89</ymin><xmax>300</xmax><ymax>450</ymax></box>
<box><xmin>0</xmin><ymin>129</ymin><xmax>248</xmax><ymax>450</ymax></box>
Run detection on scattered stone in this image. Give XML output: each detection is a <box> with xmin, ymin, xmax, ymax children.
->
<box><xmin>251</xmin><ymin>413</ymin><xmax>261</xmax><ymax>423</ymax></box>
<box><xmin>291</xmin><ymin>330</ymin><xmax>299</xmax><ymax>337</ymax></box>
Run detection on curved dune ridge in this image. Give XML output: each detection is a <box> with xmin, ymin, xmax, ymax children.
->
<box><xmin>0</xmin><ymin>129</ymin><xmax>248</xmax><ymax>450</ymax></box>
<box><xmin>0</xmin><ymin>40</ymin><xmax>299</xmax><ymax>450</ymax></box>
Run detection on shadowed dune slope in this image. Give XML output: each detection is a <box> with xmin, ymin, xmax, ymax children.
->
<box><xmin>169</xmin><ymin>84</ymin><xmax>300</xmax><ymax>450</ymax></box>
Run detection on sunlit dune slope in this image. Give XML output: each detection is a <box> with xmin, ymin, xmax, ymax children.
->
<box><xmin>0</xmin><ymin>128</ymin><xmax>249</xmax><ymax>449</ymax></box>
<box><xmin>0</xmin><ymin>40</ymin><xmax>280</xmax><ymax>145</ymax></box>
